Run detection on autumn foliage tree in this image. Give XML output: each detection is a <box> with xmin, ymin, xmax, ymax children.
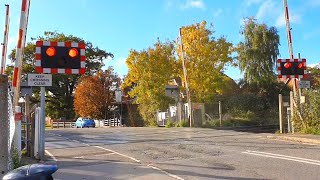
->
<box><xmin>74</xmin><ymin>67</ymin><xmax>120</xmax><ymax>119</ymax></box>
<box><xmin>123</xmin><ymin>40</ymin><xmax>178</xmax><ymax>125</ymax></box>
<box><xmin>177</xmin><ymin>21</ymin><xmax>234</xmax><ymax>102</ymax></box>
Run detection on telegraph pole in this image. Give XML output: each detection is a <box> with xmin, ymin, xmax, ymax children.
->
<box><xmin>179</xmin><ymin>27</ymin><xmax>193</xmax><ymax>127</ymax></box>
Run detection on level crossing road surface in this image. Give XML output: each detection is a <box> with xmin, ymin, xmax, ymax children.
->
<box><xmin>45</xmin><ymin>127</ymin><xmax>320</xmax><ymax>180</ymax></box>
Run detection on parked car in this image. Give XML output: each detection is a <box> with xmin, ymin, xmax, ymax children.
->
<box><xmin>75</xmin><ymin>117</ymin><xmax>95</xmax><ymax>128</ymax></box>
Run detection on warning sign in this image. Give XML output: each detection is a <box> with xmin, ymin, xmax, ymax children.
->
<box><xmin>27</xmin><ymin>74</ymin><xmax>52</xmax><ymax>86</ymax></box>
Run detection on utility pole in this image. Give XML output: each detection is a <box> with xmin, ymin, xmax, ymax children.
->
<box><xmin>179</xmin><ymin>27</ymin><xmax>193</xmax><ymax>127</ymax></box>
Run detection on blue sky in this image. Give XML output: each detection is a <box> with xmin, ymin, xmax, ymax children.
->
<box><xmin>1</xmin><ymin>0</ymin><xmax>320</xmax><ymax>80</ymax></box>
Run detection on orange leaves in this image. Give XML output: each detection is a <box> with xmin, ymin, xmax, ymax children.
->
<box><xmin>74</xmin><ymin>69</ymin><xmax>119</xmax><ymax>119</ymax></box>
<box><xmin>74</xmin><ymin>75</ymin><xmax>105</xmax><ymax>118</ymax></box>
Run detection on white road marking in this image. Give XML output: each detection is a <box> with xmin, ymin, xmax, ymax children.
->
<box><xmin>73</xmin><ymin>156</ymin><xmax>84</xmax><ymax>159</ymax></box>
<box><xmin>94</xmin><ymin>146</ymin><xmax>141</xmax><ymax>163</ymax></box>
<box><xmin>147</xmin><ymin>164</ymin><xmax>185</xmax><ymax>180</ymax></box>
<box><xmin>45</xmin><ymin>150</ymin><xmax>58</xmax><ymax>162</ymax></box>
<box><xmin>93</xmin><ymin>146</ymin><xmax>184</xmax><ymax>180</ymax></box>
<box><xmin>242</xmin><ymin>150</ymin><xmax>320</xmax><ymax>166</ymax></box>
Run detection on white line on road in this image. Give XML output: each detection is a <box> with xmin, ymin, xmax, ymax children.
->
<box><xmin>93</xmin><ymin>146</ymin><xmax>141</xmax><ymax>163</ymax></box>
<box><xmin>147</xmin><ymin>164</ymin><xmax>185</xmax><ymax>180</ymax></box>
<box><xmin>93</xmin><ymin>146</ymin><xmax>184</xmax><ymax>180</ymax></box>
<box><xmin>242</xmin><ymin>150</ymin><xmax>320</xmax><ymax>166</ymax></box>
<box><xmin>45</xmin><ymin>150</ymin><xmax>57</xmax><ymax>162</ymax></box>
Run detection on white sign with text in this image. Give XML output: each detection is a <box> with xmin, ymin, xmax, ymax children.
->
<box><xmin>28</xmin><ymin>74</ymin><xmax>52</xmax><ymax>86</ymax></box>
<box><xmin>298</xmin><ymin>80</ymin><xmax>310</xmax><ymax>89</ymax></box>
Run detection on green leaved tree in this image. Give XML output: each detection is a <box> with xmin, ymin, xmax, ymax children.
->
<box><xmin>123</xmin><ymin>40</ymin><xmax>178</xmax><ymax>125</ymax></box>
<box><xmin>237</xmin><ymin>18</ymin><xmax>280</xmax><ymax>85</ymax></box>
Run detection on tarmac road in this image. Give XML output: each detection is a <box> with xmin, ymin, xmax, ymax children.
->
<box><xmin>46</xmin><ymin>127</ymin><xmax>320</xmax><ymax>180</ymax></box>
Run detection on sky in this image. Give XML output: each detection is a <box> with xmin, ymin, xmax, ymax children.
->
<box><xmin>0</xmin><ymin>0</ymin><xmax>320</xmax><ymax>81</ymax></box>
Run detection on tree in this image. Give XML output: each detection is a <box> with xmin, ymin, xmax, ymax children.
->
<box><xmin>7</xmin><ymin>31</ymin><xmax>113</xmax><ymax>119</ymax></box>
<box><xmin>177</xmin><ymin>21</ymin><xmax>234</xmax><ymax>103</ymax></box>
<box><xmin>74</xmin><ymin>67</ymin><xmax>120</xmax><ymax>119</ymax></box>
<box><xmin>123</xmin><ymin>40</ymin><xmax>178</xmax><ymax>125</ymax></box>
<box><xmin>237</xmin><ymin>18</ymin><xmax>280</xmax><ymax>85</ymax></box>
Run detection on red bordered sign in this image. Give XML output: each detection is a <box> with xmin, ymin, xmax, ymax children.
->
<box><xmin>35</xmin><ymin>41</ymin><xmax>86</xmax><ymax>74</ymax></box>
<box><xmin>277</xmin><ymin>58</ymin><xmax>307</xmax><ymax>79</ymax></box>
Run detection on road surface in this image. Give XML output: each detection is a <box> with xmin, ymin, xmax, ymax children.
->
<box><xmin>46</xmin><ymin>127</ymin><xmax>320</xmax><ymax>180</ymax></box>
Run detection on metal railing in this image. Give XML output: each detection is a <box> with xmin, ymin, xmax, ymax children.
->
<box><xmin>51</xmin><ymin>122</ymin><xmax>75</xmax><ymax>128</ymax></box>
<box><xmin>104</xmin><ymin>118</ymin><xmax>121</xmax><ymax>127</ymax></box>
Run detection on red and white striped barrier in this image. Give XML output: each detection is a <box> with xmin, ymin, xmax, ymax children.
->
<box><xmin>1</xmin><ymin>4</ymin><xmax>10</xmax><ymax>75</ymax></box>
<box><xmin>35</xmin><ymin>41</ymin><xmax>86</xmax><ymax>74</ymax></box>
<box><xmin>284</xmin><ymin>0</ymin><xmax>294</xmax><ymax>60</ymax></box>
<box><xmin>12</xmin><ymin>0</ymin><xmax>30</xmax><ymax>104</ymax></box>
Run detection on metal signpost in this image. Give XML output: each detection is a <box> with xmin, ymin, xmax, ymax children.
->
<box><xmin>26</xmin><ymin>74</ymin><xmax>52</xmax><ymax>160</ymax></box>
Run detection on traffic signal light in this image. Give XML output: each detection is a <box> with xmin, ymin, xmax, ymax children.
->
<box><xmin>277</xmin><ymin>59</ymin><xmax>307</xmax><ymax>78</ymax></box>
<box><xmin>35</xmin><ymin>41</ymin><xmax>86</xmax><ymax>74</ymax></box>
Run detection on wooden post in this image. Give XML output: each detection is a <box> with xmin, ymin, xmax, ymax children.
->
<box><xmin>25</xmin><ymin>94</ymin><xmax>31</xmax><ymax>156</ymax></box>
<box><xmin>219</xmin><ymin>101</ymin><xmax>222</xmax><ymax>127</ymax></box>
<box><xmin>278</xmin><ymin>94</ymin><xmax>284</xmax><ymax>134</ymax></box>
<box><xmin>290</xmin><ymin>91</ymin><xmax>295</xmax><ymax>133</ymax></box>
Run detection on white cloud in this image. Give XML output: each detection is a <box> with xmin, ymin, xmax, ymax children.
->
<box><xmin>245</xmin><ymin>0</ymin><xmax>263</xmax><ymax>6</ymax></box>
<box><xmin>256</xmin><ymin>0</ymin><xmax>278</xmax><ymax>20</ymax></box>
<box><xmin>246</xmin><ymin>0</ymin><xmax>302</xmax><ymax>28</ymax></box>
<box><xmin>181</xmin><ymin>0</ymin><xmax>206</xmax><ymax>10</ymax></box>
<box><xmin>165</xmin><ymin>0</ymin><xmax>174</xmax><ymax>9</ymax></box>
<box><xmin>308</xmin><ymin>63</ymin><xmax>320</xmax><ymax>68</ymax></box>
<box><xmin>104</xmin><ymin>57</ymin><xmax>128</xmax><ymax>77</ymax></box>
<box><xmin>275</xmin><ymin>12</ymin><xmax>302</xmax><ymax>27</ymax></box>
<box><xmin>213</xmin><ymin>9</ymin><xmax>223</xmax><ymax>18</ymax></box>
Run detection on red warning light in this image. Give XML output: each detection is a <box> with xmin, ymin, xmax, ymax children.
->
<box><xmin>46</xmin><ymin>47</ymin><xmax>56</xmax><ymax>57</ymax></box>
<box><xmin>69</xmin><ymin>48</ymin><xmax>78</xmax><ymax>58</ymax></box>
<box><xmin>298</xmin><ymin>63</ymin><xmax>303</xmax><ymax>69</ymax></box>
<box><xmin>284</xmin><ymin>62</ymin><xmax>292</xmax><ymax>69</ymax></box>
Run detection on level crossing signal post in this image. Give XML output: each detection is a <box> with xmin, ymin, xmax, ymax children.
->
<box><xmin>277</xmin><ymin>58</ymin><xmax>307</xmax><ymax>133</ymax></box>
<box><xmin>33</xmin><ymin>41</ymin><xmax>86</xmax><ymax>160</ymax></box>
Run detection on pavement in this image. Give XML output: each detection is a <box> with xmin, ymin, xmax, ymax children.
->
<box><xmin>265</xmin><ymin>133</ymin><xmax>320</xmax><ymax>145</ymax></box>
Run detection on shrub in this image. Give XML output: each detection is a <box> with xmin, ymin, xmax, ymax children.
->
<box><xmin>165</xmin><ymin>120</ymin><xmax>175</xmax><ymax>128</ymax></box>
<box><xmin>294</xmin><ymin>90</ymin><xmax>320</xmax><ymax>134</ymax></box>
<box><xmin>12</xmin><ymin>148</ymin><xmax>21</xmax><ymax>169</ymax></box>
<box><xmin>178</xmin><ymin>120</ymin><xmax>189</xmax><ymax>127</ymax></box>
<box><xmin>225</xmin><ymin>93</ymin><xmax>263</xmax><ymax>118</ymax></box>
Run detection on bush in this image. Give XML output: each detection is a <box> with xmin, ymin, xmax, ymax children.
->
<box><xmin>165</xmin><ymin>120</ymin><xmax>175</xmax><ymax>128</ymax></box>
<box><xmin>202</xmin><ymin>120</ymin><xmax>219</xmax><ymax>128</ymax></box>
<box><xmin>225</xmin><ymin>93</ymin><xmax>263</xmax><ymax>118</ymax></box>
<box><xmin>178</xmin><ymin>120</ymin><xmax>189</xmax><ymax>127</ymax></box>
<box><xmin>12</xmin><ymin>148</ymin><xmax>21</xmax><ymax>169</ymax></box>
<box><xmin>294</xmin><ymin>90</ymin><xmax>320</xmax><ymax>134</ymax></box>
